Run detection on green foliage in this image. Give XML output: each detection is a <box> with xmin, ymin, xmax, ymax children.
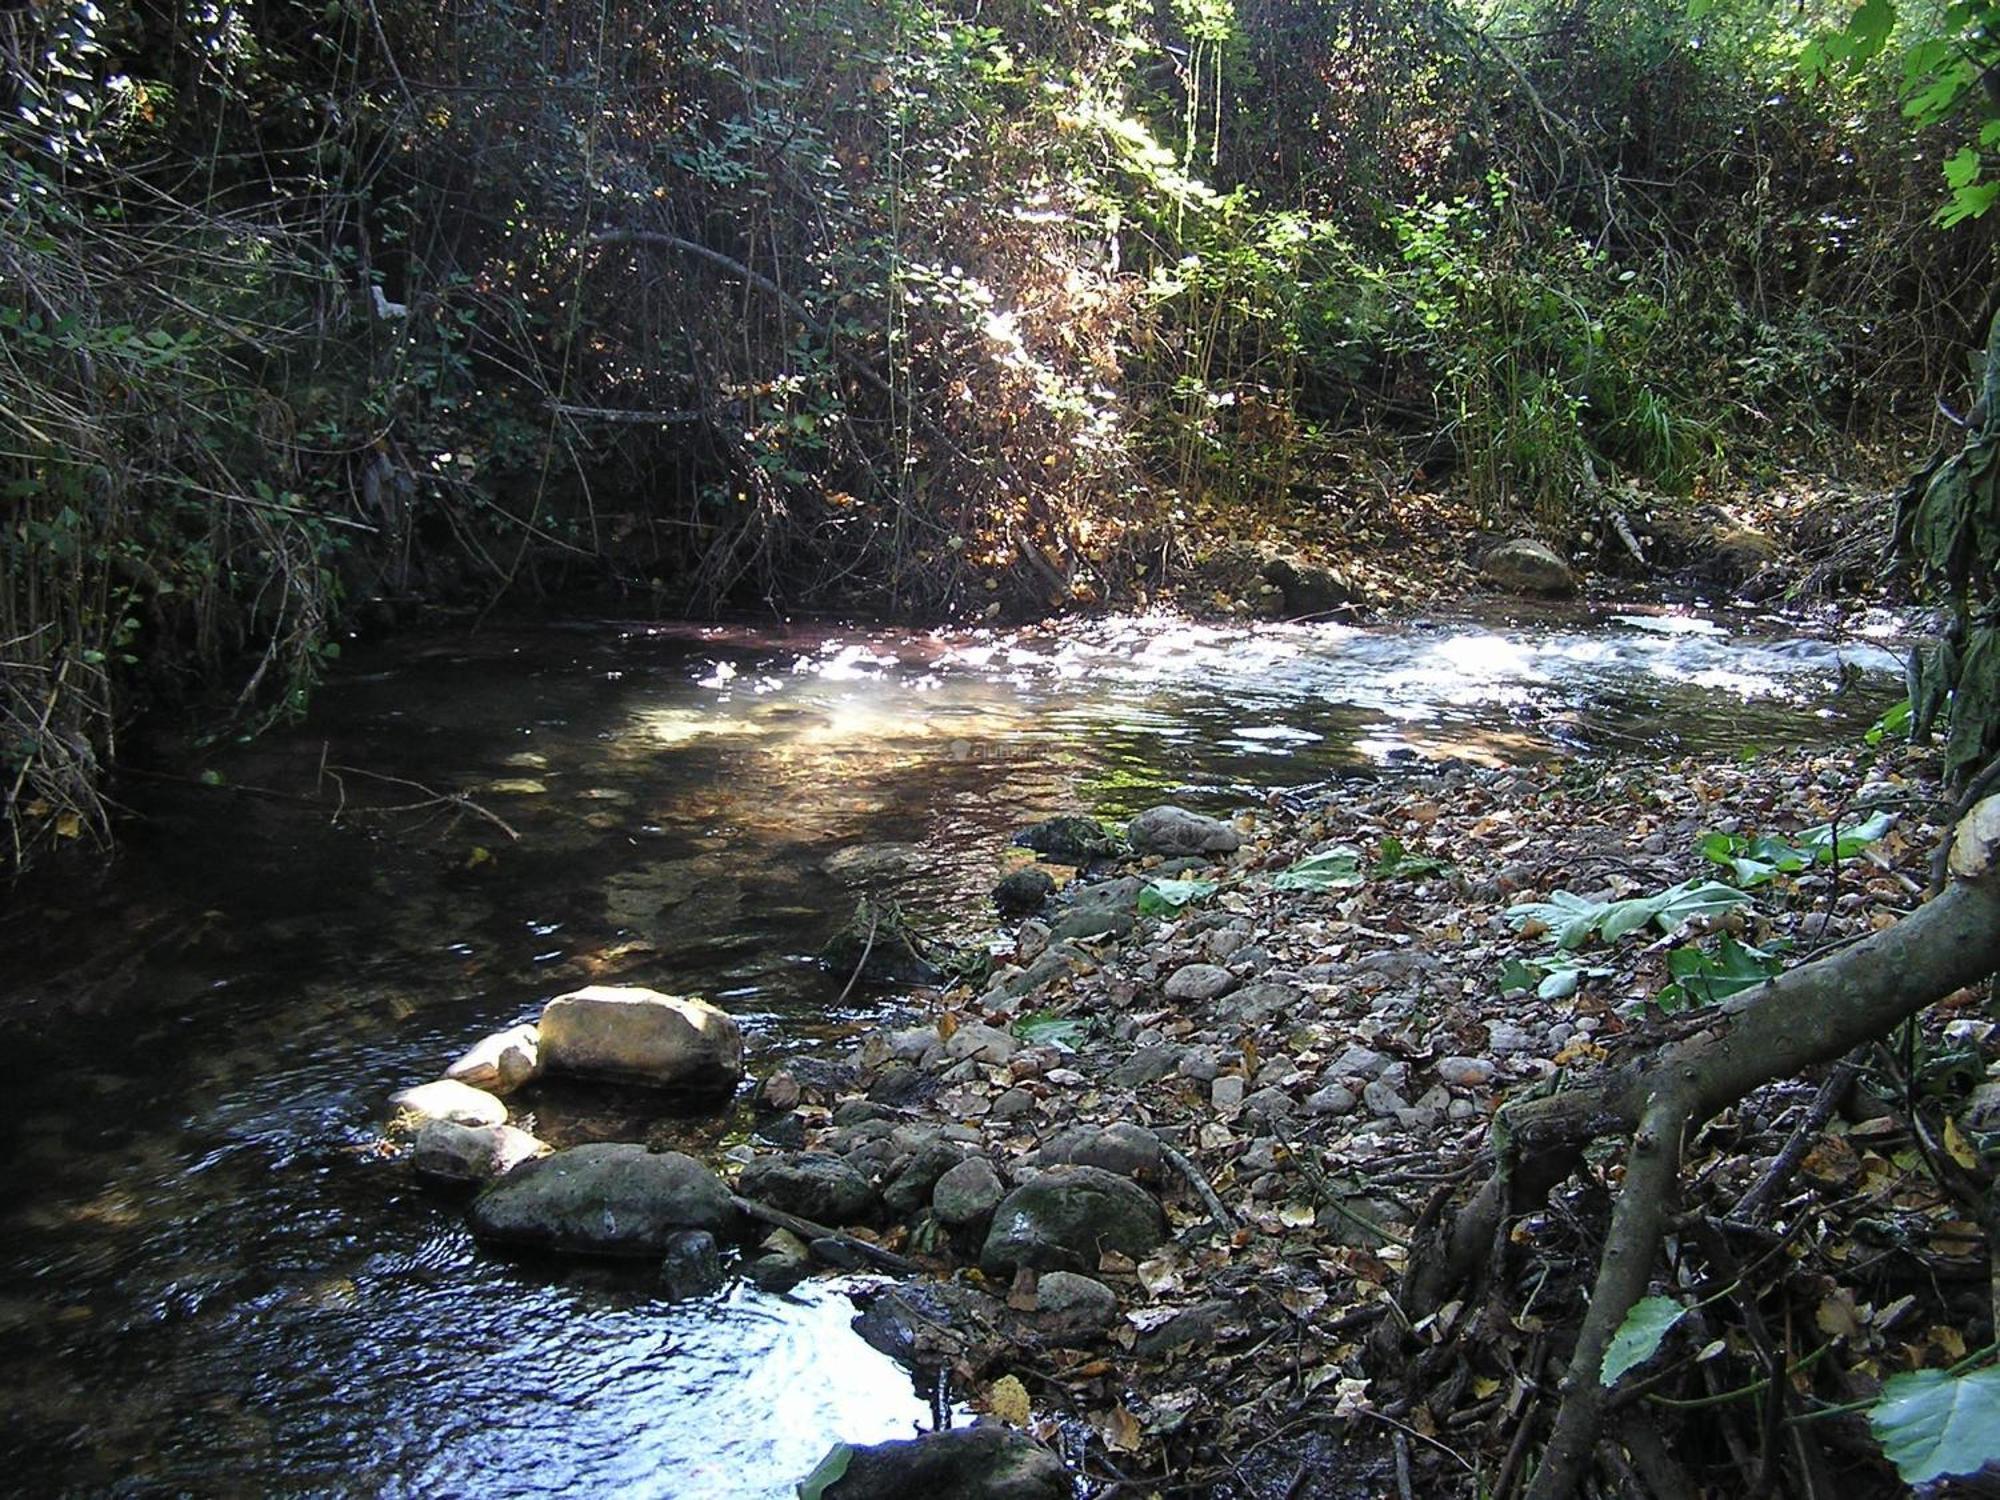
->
<box><xmin>1697</xmin><ymin>810</ymin><xmax>1894</xmax><ymax>885</ymax></box>
<box><xmin>1601</xmin><ymin>1295</ymin><xmax>1687</xmax><ymax>1386</ymax></box>
<box><xmin>1507</xmin><ymin>879</ymin><xmax>1752</xmax><ymax>950</ymax></box>
<box><xmin>796</xmin><ymin>1442</ymin><xmax>854</xmax><ymax>1498</ymax></box>
<box><xmin>1657</xmin><ymin>933</ymin><xmax>1787</xmax><ymax>1010</ymax></box>
<box><xmin>1272</xmin><ymin>848</ymin><xmax>1366</xmax><ymax>890</ymax></box>
<box><xmin>1868</xmin><ymin>1363</ymin><xmax>2000</xmax><ymax>1483</ymax></box>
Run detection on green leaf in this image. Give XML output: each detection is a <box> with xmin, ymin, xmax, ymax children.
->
<box><xmin>1016</xmin><ymin>1011</ymin><xmax>1089</xmax><ymax>1050</ymax></box>
<box><xmin>1946</xmin><ymin>146</ymin><xmax>1984</xmax><ymax>190</ymax></box>
<box><xmin>1865</xmin><ymin>697</ymin><xmax>1913</xmax><ymax>746</ymax></box>
<box><xmin>1138</xmin><ymin>878</ymin><xmax>1217</xmax><ymax>916</ymax></box>
<box><xmin>1940</xmin><ymin>179</ymin><xmax>2000</xmax><ymax>226</ymax></box>
<box><xmin>1273</xmin><ymin>847</ymin><xmax>1365</xmax><ymax>891</ymax></box>
<box><xmin>1843</xmin><ymin>0</ymin><xmax>1896</xmax><ymax>63</ymax></box>
<box><xmin>1371</xmin><ymin>836</ymin><xmax>1448</xmax><ymax>879</ymax></box>
<box><xmin>1658</xmin><ymin>934</ymin><xmax>1785</xmax><ymax>1010</ymax></box>
<box><xmin>1538</xmin><ymin>966</ymin><xmax>1581</xmax><ymax>1000</ymax></box>
<box><xmin>1601</xmin><ymin>1296</ymin><xmax>1686</xmax><ymax>1386</ymax></box>
<box><xmin>1869</xmin><ymin>1365</ymin><xmax>2000</xmax><ymax>1483</ymax></box>
<box><xmin>798</xmin><ymin>1442</ymin><xmax>854</xmax><ymax>1499</ymax></box>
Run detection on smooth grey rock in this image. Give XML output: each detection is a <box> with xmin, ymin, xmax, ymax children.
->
<box><xmin>1211</xmin><ymin>1076</ymin><xmax>1246</xmax><ymax>1111</ymax></box>
<box><xmin>1240</xmin><ymin>1087</ymin><xmax>1297</xmax><ymax>1122</ymax></box>
<box><xmin>883</xmin><ymin>1139</ymin><xmax>969</xmax><ymax>1218</ymax></box>
<box><xmin>816</xmin><ymin>1424</ymin><xmax>1070</xmax><ymax>1500</ymax></box>
<box><xmin>1485</xmin><ymin>1021</ymin><xmax>1534</xmax><ymax>1057</ymax></box>
<box><xmin>1178</xmin><ymin>1047</ymin><xmax>1223</xmax><ymax>1082</ymax></box>
<box><xmin>989</xmin><ymin>1088</ymin><xmax>1037</xmax><ymax>1122</ymax></box>
<box><xmin>1306</xmin><ymin>1084</ymin><xmax>1359</xmax><ymax>1117</ymax></box>
<box><xmin>1033</xmin><ymin>1270</ymin><xmax>1119</xmax><ymax>1336</ymax></box>
<box><xmin>468</xmin><ymin>1144</ymin><xmax>734</xmax><ymax>1256</ymax></box>
<box><xmin>1108</xmin><ymin>1044</ymin><xmax>1184</xmax><ymax>1088</ymax></box>
<box><xmin>1127</xmin><ymin>805</ymin><xmax>1241</xmax><ymax>857</ymax></box>
<box><xmin>1069</xmin><ymin>876</ymin><xmax>1146</xmax><ymax>912</ymax></box>
<box><xmin>748</xmin><ymin>1227</ymin><xmax>813</xmax><ymax>1292</ymax></box>
<box><xmin>1362</xmin><ymin>1078</ymin><xmax>1409</xmax><ymax>1117</ymax></box>
<box><xmin>391</xmin><ymin>1079</ymin><xmax>507</xmax><ymax>1128</ymax></box>
<box><xmin>1437</xmin><ymin>1056</ymin><xmax>1496</xmax><ymax>1086</ymax></box>
<box><xmin>659</xmin><ymin>1230</ymin><xmax>724</xmax><ymax>1299</ymax></box>
<box><xmin>1481</xmin><ymin>538</ymin><xmax>1576</xmax><ymax>596</ymax></box>
<box><xmin>947</xmin><ymin>1022</ymin><xmax>1019</xmax><ymax>1064</ymax></box>
<box><xmin>737</xmin><ymin>1152</ymin><xmax>878</xmax><ymax>1226</ymax></box>
<box><xmin>445</xmin><ymin>1024</ymin><xmax>541</xmax><ymax>1095</ymax></box>
<box><xmin>1050</xmin><ymin>907</ymin><xmax>1133</xmax><ymax>943</ymax></box>
<box><xmin>412</xmin><ymin>1120</ymin><xmax>547</xmax><ymax>1184</ymax></box>
<box><xmin>1330</xmin><ymin>1045</ymin><xmax>1388</xmax><ymax>1080</ymax></box>
<box><xmin>933</xmin><ymin>1155</ymin><xmax>1006</xmax><ymax>1227</ymax></box>
<box><xmin>1036</xmin><ymin>1122</ymin><xmax>1161</xmax><ymax>1181</ymax></box>
<box><xmin>980</xmin><ymin>1166</ymin><xmax>1167</xmax><ymax>1274</ymax></box>
<box><xmin>538</xmin><ymin>985</ymin><xmax>743</xmax><ymax>1093</ymax></box>
<box><xmin>1164</xmin><ymin>964</ymin><xmax>1236</xmax><ymax>1002</ymax></box>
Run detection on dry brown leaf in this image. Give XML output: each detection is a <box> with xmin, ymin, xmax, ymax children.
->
<box><xmin>987</xmin><ymin>1374</ymin><xmax>1031</xmax><ymax>1426</ymax></box>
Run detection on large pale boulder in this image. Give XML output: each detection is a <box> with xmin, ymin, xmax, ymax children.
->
<box><xmin>812</xmin><ymin>1425</ymin><xmax>1070</xmax><ymax>1500</ymax></box>
<box><xmin>538</xmin><ymin>985</ymin><xmax>743</xmax><ymax>1093</ymax></box>
<box><xmin>390</xmin><ymin>1079</ymin><xmax>507</xmax><ymax>1128</ymax></box>
<box><xmin>1480</xmin><ymin>538</ymin><xmax>1576</xmax><ymax>596</ymax></box>
<box><xmin>980</xmin><ymin>1165</ymin><xmax>1167</xmax><ymax>1275</ymax></box>
<box><xmin>1127</xmin><ymin>806</ymin><xmax>1240</xmax><ymax>857</ymax></box>
<box><xmin>445</xmin><ymin>1024</ymin><xmax>541</xmax><ymax>1094</ymax></box>
<box><xmin>467</xmin><ymin>1143</ymin><xmax>736</xmax><ymax>1256</ymax></box>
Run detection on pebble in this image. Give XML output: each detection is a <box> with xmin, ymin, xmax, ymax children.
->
<box><xmin>1436</xmin><ymin>1056</ymin><xmax>1496</xmax><ymax>1087</ymax></box>
<box><xmin>1211</xmin><ymin>1076</ymin><xmax>1246</xmax><ymax>1111</ymax></box>
<box><xmin>1306</xmin><ymin>1083</ymin><xmax>1359</xmax><ymax>1116</ymax></box>
<box><xmin>1165</xmin><ymin>964</ymin><xmax>1237</xmax><ymax>1002</ymax></box>
<box><xmin>1485</xmin><ymin>1021</ymin><xmax>1534</xmax><ymax>1056</ymax></box>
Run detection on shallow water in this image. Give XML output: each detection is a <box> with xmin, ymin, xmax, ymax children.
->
<box><xmin>0</xmin><ymin>607</ymin><xmax>1904</xmax><ymax>1496</ymax></box>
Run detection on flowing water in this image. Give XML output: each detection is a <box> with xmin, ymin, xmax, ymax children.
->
<box><xmin>0</xmin><ymin>608</ymin><xmax>1906</xmax><ymax>1497</ymax></box>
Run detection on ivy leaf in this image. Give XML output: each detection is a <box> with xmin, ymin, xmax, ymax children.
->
<box><xmin>797</xmin><ymin>1442</ymin><xmax>854</xmax><ymax>1499</ymax></box>
<box><xmin>1601</xmin><ymin>1296</ymin><xmax>1686</xmax><ymax>1386</ymax></box>
<box><xmin>1869</xmin><ymin>1365</ymin><xmax>2000</xmax><ymax>1483</ymax></box>
<box><xmin>1273</xmin><ymin>847</ymin><xmax>1364</xmax><ymax>891</ymax></box>
<box><xmin>1945</xmin><ymin>146</ymin><xmax>1984</xmax><ymax>190</ymax></box>
<box><xmin>1138</xmin><ymin>878</ymin><xmax>1217</xmax><ymax>916</ymax></box>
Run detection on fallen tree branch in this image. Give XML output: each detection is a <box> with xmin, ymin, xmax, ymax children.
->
<box><xmin>1390</xmin><ymin>795</ymin><xmax>2000</xmax><ymax>1499</ymax></box>
<box><xmin>729</xmin><ymin>1192</ymin><xmax>919</xmax><ymax>1273</ymax></box>
<box><xmin>1160</xmin><ymin>1140</ymin><xmax>1238</xmax><ymax>1232</ymax></box>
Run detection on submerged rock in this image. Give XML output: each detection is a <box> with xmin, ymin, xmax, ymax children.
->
<box><xmin>445</xmin><ymin>1024</ymin><xmax>541</xmax><ymax>1095</ymax></box>
<box><xmin>537</xmin><ymin>985</ymin><xmax>743</xmax><ymax>1094</ymax></box>
<box><xmin>391</xmin><ymin>1079</ymin><xmax>508</xmax><ymax>1129</ymax></box>
<box><xmin>812</xmin><ymin>1424</ymin><xmax>1070</xmax><ymax>1500</ymax></box>
<box><xmin>1127</xmin><ymin>806</ymin><xmax>1240</xmax><ymax>857</ymax></box>
<box><xmin>822</xmin><ymin>898</ymin><xmax>949</xmax><ymax>988</ymax></box>
<box><xmin>992</xmin><ymin>867</ymin><xmax>1056</xmax><ymax>914</ymax></box>
<box><xmin>659</xmin><ymin>1229</ymin><xmax>725</xmax><ymax>1300</ymax></box>
<box><xmin>467</xmin><ymin>1143</ymin><xmax>735</xmax><ymax>1256</ymax></box>
<box><xmin>980</xmin><ymin>1165</ymin><xmax>1167</xmax><ymax>1274</ymax></box>
<box><xmin>1011</xmin><ymin>815</ymin><xmax>1124</xmax><ymax>863</ymax></box>
<box><xmin>412</xmin><ymin>1120</ymin><xmax>547</xmax><ymax>1184</ymax></box>
<box><xmin>747</xmin><ymin>1227</ymin><xmax>814</xmax><ymax>1292</ymax></box>
<box><xmin>1481</xmin><ymin>538</ymin><xmax>1576</xmax><ymax>596</ymax></box>
<box><xmin>823</xmin><ymin>843</ymin><xmax>927</xmax><ymax>883</ymax></box>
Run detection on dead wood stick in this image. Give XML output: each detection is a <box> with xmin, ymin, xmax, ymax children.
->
<box><xmin>729</xmin><ymin>1193</ymin><xmax>918</xmax><ymax>1273</ymax></box>
<box><xmin>1159</xmin><ymin>1141</ymin><xmax>1237</xmax><ymax>1231</ymax></box>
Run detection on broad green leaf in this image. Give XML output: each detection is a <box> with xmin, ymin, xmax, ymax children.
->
<box><xmin>1372</xmin><ymin>836</ymin><xmax>1447</xmax><ymax>879</ymax></box>
<box><xmin>1016</xmin><ymin>1011</ymin><xmax>1089</xmax><ymax>1050</ymax></box>
<box><xmin>1498</xmin><ymin>957</ymin><xmax>1544</xmax><ymax>996</ymax></box>
<box><xmin>1941</xmin><ymin>179</ymin><xmax>2000</xmax><ymax>226</ymax></box>
<box><xmin>1869</xmin><ymin>1365</ymin><xmax>2000</xmax><ymax>1483</ymax></box>
<box><xmin>1601</xmin><ymin>1296</ymin><xmax>1686</xmax><ymax>1386</ymax></box>
<box><xmin>1274</xmin><ymin>847</ymin><xmax>1364</xmax><ymax>891</ymax></box>
<box><xmin>1138</xmin><ymin>878</ymin><xmax>1217</xmax><ymax>916</ymax></box>
<box><xmin>1658</xmin><ymin>934</ymin><xmax>1785</xmax><ymax>1010</ymax></box>
<box><xmin>1843</xmin><ymin>0</ymin><xmax>1896</xmax><ymax>63</ymax></box>
<box><xmin>1538</xmin><ymin>966</ymin><xmax>1581</xmax><ymax>1000</ymax></box>
<box><xmin>1796</xmin><ymin>809</ymin><xmax>1894</xmax><ymax>860</ymax></box>
<box><xmin>798</xmin><ymin>1442</ymin><xmax>854</xmax><ymax>1499</ymax></box>
<box><xmin>1946</xmin><ymin>146</ymin><xmax>1984</xmax><ymax>190</ymax></box>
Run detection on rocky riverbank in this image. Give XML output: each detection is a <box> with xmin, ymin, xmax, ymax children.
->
<box><xmin>390</xmin><ymin>728</ymin><xmax>1988</xmax><ymax>1497</ymax></box>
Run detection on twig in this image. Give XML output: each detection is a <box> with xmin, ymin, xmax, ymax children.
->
<box><xmin>1728</xmin><ymin>1059</ymin><xmax>1858</xmax><ymax>1222</ymax></box>
<box><xmin>728</xmin><ymin>1193</ymin><xmax>918</xmax><ymax>1273</ymax></box>
<box><xmin>1159</xmin><ymin>1140</ymin><xmax>1238</xmax><ymax>1231</ymax></box>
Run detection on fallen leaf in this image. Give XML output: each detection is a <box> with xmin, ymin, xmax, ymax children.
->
<box><xmin>987</xmin><ymin>1375</ymin><xmax>1031</xmax><ymax>1426</ymax></box>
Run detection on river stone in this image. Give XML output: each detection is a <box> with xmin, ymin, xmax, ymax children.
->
<box><xmin>1306</xmin><ymin>1083</ymin><xmax>1359</xmax><ymax>1116</ymax></box>
<box><xmin>1164</xmin><ymin>963</ymin><xmax>1236</xmax><ymax>1002</ymax></box>
<box><xmin>538</xmin><ymin>985</ymin><xmax>744</xmax><ymax>1094</ymax></box>
<box><xmin>823</xmin><ymin>842</ymin><xmax>926</xmax><ymax>882</ymax></box>
<box><xmin>1437</xmin><ymin>1056</ymin><xmax>1496</xmax><ymax>1087</ymax></box>
<box><xmin>933</xmin><ymin>1156</ymin><xmax>1006</xmax><ymax>1228</ymax></box>
<box><xmin>1108</xmin><ymin>1043</ymin><xmax>1183</xmax><ymax>1088</ymax></box>
<box><xmin>412</xmin><ymin>1120</ymin><xmax>548</xmax><ymax>1184</ymax></box>
<box><xmin>738</xmin><ymin>1152</ymin><xmax>878</xmax><ymax>1226</ymax></box>
<box><xmin>1036</xmin><ymin>1122</ymin><xmax>1161</xmax><ymax>1182</ymax></box>
<box><xmin>946</xmin><ymin>1022</ymin><xmax>1018</xmax><ymax>1064</ymax></box>
<box><xmin>980</xmin><ymin>1165</ymin><xmax>1167</xmax><ymax>1275</ymax></box>
<box><xmin>883</xmin><ymin>1139</ymin><xmax>970</xmax><ymax>1219</ymax></box>
<box><xmin>391</xmin><ymin>1079</ymin><xmax>507</xmax><ymax>1128</ymax></box>
<box><xmin>1127</xmin><ymin>805</ymin><xmax>1241</xmax><ymax>857</ymax></box>
<box><xmin>1034</xmin><ymin>1270</ymin><xmax>1119</xmax><ymax>1335</ymax></box>
<box><xmin>816</xmin><ymin>1424</ymin><xmax>1070</xmax><ymax>1500</ymax></box>
<box><xmin>445</xmin><ymin>1024</ymin><xmax>541</xmax><ymax>1095</ymax></box>
<box><xmin>467</xmin><ymin>1144</ymin><xmax>735</xmax><ymax>1257</ymax></box>
<box><xmin>748</xmin><ymin>1227</ymin><xmax>814</xmax><ymax>1292</ymax></box>
<box><xmin>1013</xmin><ymin>815</ymin><xmax>1124</xmax><ymax>862</ymax></box>
<box><xmin>659</xmin><ymin>1229</ymin><xmax>725</xmax><ymax>1300</ymax></box>
<box><xmin>993</xmin><ymin>867</ymin><xmax>1056</xmax><ymax>914</ymax></box>
<box><xmin>1481</xmin><ymin>538</ymin><xmax>1576</xmax><ymax>596</ymax></box>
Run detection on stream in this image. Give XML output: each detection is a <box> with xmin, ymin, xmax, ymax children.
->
<box><xmin>0</xmin><ymin>607</ymin><xmax>1906</xmax><ymax>1497</ymax></box>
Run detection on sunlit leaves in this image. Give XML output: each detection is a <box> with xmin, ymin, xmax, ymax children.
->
<box><xmin>1869</xmin><ymin>1365</ymin><xmax>2000</xmax><ymax>1483</ymax></box>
